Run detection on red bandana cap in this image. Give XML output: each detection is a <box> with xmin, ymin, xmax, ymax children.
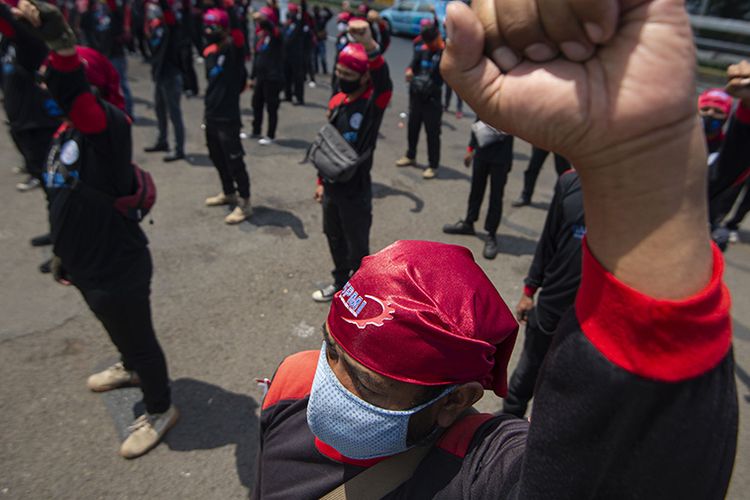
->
<box><xmin>698</xmin><ymin>88</ymin><xmax>733</xmax><ymax>115</ymax></box>
<box><xmin>327</xmin><ymin>240</ymin><xmax>519</xmax><ymax>397</ymax></box>
<box><xmin>287</xmin><ymin>2</ymin><xmax>299</xmax><ymax>14</ymax></box>
<box><xmin>420</xmin><ymin>17</ymin><xmax>435</xmax><ymax>29</ymax></box>
<box><xmin>204</xmin><ymin>8</ymin><xmax>229</xmax><ymax>28</ymax></box>
<box><xmin>75</xmin><ymin>46</ymin><xmax>126</xmax><ymax>112</ymax></box>
<box><xmin>337</xmin><ymin>43</ymin><xmax>368</xmax><ymax>75</ymax></box>
<box><xmin>337</xmin><ymin>11</ymin><xmax>352</xmax><ymax>23</ymax></box>
<box><xmin>258</xmin><ymin>6</ymin><xmax>278</xmax><ymax>25</ymax></box>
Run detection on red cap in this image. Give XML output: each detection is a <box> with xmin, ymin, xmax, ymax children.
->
<box><xmin>337</xmin><ymin>42</ymin><xmax>368</xmax><ymax>74</ymax></box>
<box><xmin>698</xmin><ymin>88</ymin><xmax>733</xmax><ymax>115</ymax></box>
<box><xmin>337</xmin><ymin>11</ymin><xmax>352</xmax><ymax>23</ymax></box>
<box><xmin>287</xmin><ymin>2</ymin><xmax>299</xmax><ymax>13</ymax></box>
<box><xmin>258</xmin><ymin>6</ymin><xmax>278</xmax><ymax>25</ymax></box>
<box><xmin>203</xmin><ymin>8</ymin><xmax>229</xmax><ymax>28</ymax></box>
<box><xmin>420</xmin><ymin>17</ymin><xmax>435</xmax><ymax>29</ymax></box>
<box><xmin>327</xmin><ymin>240</ymin><xmax>519</xmax><ymax>397</ymax></box>
<box><xmin>75</xmin><ymin>46</ymin><xmax>125</xmax><ymax>112</ymax></box>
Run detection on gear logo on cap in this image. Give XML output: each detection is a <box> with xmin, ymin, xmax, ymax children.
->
<box><xmin>339</xmin><ymin>282</ymin><xmax>395</xmax><ymax>329</ymax></box>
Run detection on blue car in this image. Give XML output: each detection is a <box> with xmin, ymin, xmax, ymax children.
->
<box><xmin>380</xmin><ymin>0</ymin><xmax>448</xmax><ymax>37</ymax></box>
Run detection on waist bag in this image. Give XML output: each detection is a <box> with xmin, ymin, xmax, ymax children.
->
<box><xmin>304</xmin><ymin>106</ymin><xmax>372</xmax><ymax>183</ymax></box>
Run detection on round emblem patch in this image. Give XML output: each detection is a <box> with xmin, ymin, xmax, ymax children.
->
<box><xmin>349</xmin><ymin>112</ymin><xmax>363</xmax><ymax>130</ymax></box>
<box><xmin>60</xmin><ymin>140</ymin><xmax>80</xmax><ymax>166</ymax></box>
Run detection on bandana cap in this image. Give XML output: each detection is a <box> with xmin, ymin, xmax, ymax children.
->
<box><xmin>75</xmin><ymin>46</ymin><xmax>125</xmax><ymax>112</ymax></box>
<box><xmin>287</xmin><ymin>2</ymin><xmax>299</xmax><ymax>13</ymax></box>
<box><xmin>327</xmin><ymin>240</ymin><xmax>519</xmax><ymax>397</ymax></box>
<box><xmin>337</xmin><ymin>43</ymin><xmax>368</xmax><ymax>74</ymax></box>
<box><xmin>258</xmin><ymin>6</ymin><xmax>278</xmax><ymax>25</ymax></box>
<box><xmin>698</xmin><ymin>88</ymin><xmax>733</xmax><ymax>115</ymax></box>
<box><xmin>203</xmin><ymin>8</ymin><xmax>229</xmax><ymax>28</ymax></box>
<box><xmin>337</xmin><ymin>11</ymin><xmax>352</xmax><ymax>23</ymax></box>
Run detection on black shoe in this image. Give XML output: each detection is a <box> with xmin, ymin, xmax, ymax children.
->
<box><xmin>511</xmin><ymin>197</ymin><xmax>531</xmax><ymax>207</ymax></box>
<box><xmin>30</xmin><ymin>233</ymin><xmax>52</xmax><ymax>247</ymax></box>
<box><xmin>163</xmin><ymin>152</ymin><xmax>185</xmax><ymax>162</ymax></box>
<box><xmin>144</xmin><ymin>143</ymin><xmax>169</xmax><ymax>153</ymax></box>
<box><xmin>39</xmin><ymin>258</ymin><xmax>52</xmax><ymax>274</ymax></box>
<box><xmin>483</xmin><ymin>236</ymin><xmax>499</xmax><ymax>260</ymax></box>
<box><xmin>442</xmin><ymin>220</ymin><xmax>475</xmax><ymax>235</ymax></box>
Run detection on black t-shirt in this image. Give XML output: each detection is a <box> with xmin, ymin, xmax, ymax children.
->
<box><xmin>80</xmin><ymin>0</ymin><xmax>127</xmax><ymax>58</ymax></box>
<box><xmin>251</xmin><ymin>26</ymin><xmax>283</xmax><ymax>82</ymax></box>
<box><xmin>203</xmin><ymin>35</ymin><xmax>246</xmax><ymax>127</ymax></box>
<box><xmin>409</xmin><ymin>41</ymin><xmax>443</xmax><ymax>102</ymax></box>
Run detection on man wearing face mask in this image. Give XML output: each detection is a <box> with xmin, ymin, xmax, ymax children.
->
<box><xmin>310</xmin><ymin>20</ymin><xmax>392</xmax><ymax>303</ymax></box>
<box><xmin>250</xmin><ymin>5</ymin><xmax>281</xmax><ymax>145</ymax></box>
<box><xmin>395</xmin><ymin>17</ymin><xmax>444</xmax><ymax>180</ymax></box>
<box><xmin>201</xmin><ymin>8</ymin><xmax>251</xmax><ymax>224</ymax></box>
<box><xmin>254</xmin><ymin>0</ymin><xmax>737</xmax><ymax>498</ymax></box>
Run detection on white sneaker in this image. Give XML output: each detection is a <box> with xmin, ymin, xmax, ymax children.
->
<box><xmin>308</xmin><ymin>81</ymin><xmax>317</xmax><ymax>88</ymax></box>
<box><xmin>312</xmin><ymin>284</ymin><xmax>339</xmax><ymax>303</ymax></box>
<box><xmin>225</xmin><ymin>199</ymin><xmax>252</xmax><ymax>224</ymax></box>
<box><xmin>258</xmin><ymin>137</ymin><xmax>274</xmax><ymax>146</ymax></box>
<box><xmin>16</xmin><ymin>176</ymin><xmax>41</xmax><ymax>192</ymax></box>
<box><xmin>205</xmin><ymin>192</ymin><xmax>237</xmax><ymax>207</ymax></box>
<box><xmin>119</xmin><ymin>405</ymin><xmax>179</xmax><ymax>459</ymax></box>
<box><xmin>87</xmin><ymin>362</ymin><xmax>140</xmax><ymax>392</ymax></box>
<box><xmin>422</xmin><ymin>168</ymin><xmax>437</xmax><ymax>179</ymax></box>
<box><xmin>729</xmin><ymin>230</ymin><xmax>739</xmax><ymax>244</ymax></box>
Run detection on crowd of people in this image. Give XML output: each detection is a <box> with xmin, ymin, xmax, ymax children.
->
<box><xmin>1</xmin><ymin>0</ymin><xmax>749</xmax><ymax>496</ymax></box>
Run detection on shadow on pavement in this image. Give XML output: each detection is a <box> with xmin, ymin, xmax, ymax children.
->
<box><xmin>441</xmin><ymin>120</ymin><xmax>456</xmax><ymax>131</ymax></box>
<box><xmin>372</xmin><ymin>182</ymin><xmax>424</xmax><ymax>213</ymax></box>
<box><xmin>436</xmin><ymin>165</ymin><xmax>471</xmax><ymax>181</ymax></box>
<box><xmin>276</xmin><ymin>138</ymin><xmax>311</xmax><ymax>150</ymax></box>
<box><xmin>513</xmin><ymin>151</ymin><xmax>530</xmax><ymax>162</ymax></box>
<box><xmin>185</xmin><ymin>154</ymin><xmax>214</xmax><ymax>167</ymax></box>
<box><xmin>133</xmin><ymin>116</ymin><xmax>158</xmax><ymax>127</ymax></box>
<box><xmin>497</xmin><ymin>234</ymin><xmax>538</xmax><ymax>256</ymax></box>
<box><xmin>132</xmin><ymin>96</ymin><xmax>153</xmax><ymax>109</ymax></box>
<box><xmin>166</xmin><ymin>378</ymin><xmax>260</xmax><ymax>490</ymax></box>
<box><xmin>243</xmin><ymin>205</ymin><xmax>308</xmax><ymax>239</ymax></box>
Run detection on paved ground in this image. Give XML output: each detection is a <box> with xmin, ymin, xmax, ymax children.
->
<box><xmin>1</xmin><ymin>37</ymin><xmax>749</xmax><ymax>499</ymax></box>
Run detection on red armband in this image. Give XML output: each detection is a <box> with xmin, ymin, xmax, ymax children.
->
<box><xmin>467</xmin><ymin>146</ymin><xmax>474</xmax><ymax>154</ymax></box>
<box><xmin>523</xmin><ymin>285</ymin><xmax>537</xmax><ymax>298</ymax></box>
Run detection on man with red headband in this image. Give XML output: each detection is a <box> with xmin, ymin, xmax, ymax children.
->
<box><xmin>311</xmin><ymin>19</ymin><xmax>392</xmax><ymax>303</ymax></box>
<box><xmin>14</xmin><ymin>0</ymin><xmax>178</xmax><ymax>459</ymax></box>
<box><xmin>201</xmin><ymin>7</ymin><xmax>251</xmax><ymax>224</ymax></box>
<box><xmin>255</xmin><ymin>0</ymin><xmax>737</xmax><ymax>497</ymax></box>
<box><xmin>395</xmin><ymin>17</ymin><xmax>444</xmax><ymax>179</ymax></box>
<box><xmin>250</xmin><ymin>5</ymin><xmax>281</xmax><ymax>145</ymax></box>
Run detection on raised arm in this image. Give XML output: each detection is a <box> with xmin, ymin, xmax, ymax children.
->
<box><xmin>0</xmin><ymin>1</ymin><xmax>49</xmax><ymax>72</ymax></box>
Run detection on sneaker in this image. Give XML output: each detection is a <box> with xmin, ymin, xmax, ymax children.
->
<box><xmin>308</xmin><ymin>81</ymin><xmax>317</xmax><ymax>88</ymax></box>
<box><xmin>163</xmin><ymin>152</ymin><xmax>185</xmax><ymax>162</ymax></box>
<box><xmin>12</xmin><ymin>165</ymin><xmax>27</xmax><ymax>175</ymax></box>
<box><xmin>422</xmin><ymin>167</ymin><xmax>437</xmax><ymax>179</ymax></box>
<box><xmin>511</xmin><ymin>197</ymin><xmax>531</xmax><ymax>208</ymax></box>
<box><xmin>258</xmin><ymin>137</ymin><xmax>274</xmax><ymax>146</ymax></box>
<box><xmin>442</xmin><ymin>220</ymin><xmax>475</xmax><ymax>235</ymax></box>
<box><xmin>119</xmin><ymin>405</ymin><xmax>179</xmax><ymax>459</ymax></box>
<box><xmin>395</xmin><ymin>156</ymin><xmax>415</xmax><ymax>167</ymax></box>
<box><xmin>39</xmin><ymin>258</ymin><xmax>52</xmax><ymax>274</ymax></box>
<box><xmin>205</xmin><ymin>192</ymin><xmax>237</xmax><ymax>207</ymax></box>
<box><xmin>144</xmin><ymin>143</ymin><xmax>169</xmax><ymax>153</ymax></box>
<box><xmin>16</xmin><ymin>176</ymin><xmax>41</xmax><ymax>192</ymax></box>
<box><xmin>224</xmin><ymin>198</ymin><xmax>252</xmax><ymax>224</ymax></box>
<box><xmin>312</xmin><ymin>284</ymin><xmax>339</xmax><ymax>303</ymax></box>
<box><xmin>483</xmin><ymin>236</ymin><xmax>499</xmax><ymax>260</ymax></box>
<box><xmin>30</xmin><ymin>233</ymin><xmax>52</xmax><ymax>247</ymax></box>
<box><xmin>87</xmin><ymin>362</ymin><xmax>141</xmax><ymax>392</ymax></box>
<box><xmin>729</xmin><ymin>230</ymin><xmax>739</xmax><ymax>244</ymax></box>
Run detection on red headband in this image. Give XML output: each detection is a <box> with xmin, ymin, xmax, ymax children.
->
<box><xmin>337</xmin><ymin>42</ymin><xmax>368</xmax><ymax>74</ymax></box>
<box><xmin>203</xmin><ymin>8</ymin><xmax>229</xmax><ymax>28</ymax></box>
<box><xmin>327</xmin><ymin>240</ymin><xmax>519</xmax><ymax>397</ymax></box>
<box><xmin>698</xmin><ymin>88</ymin><xmax>733</xmax><ymax>115</ymax></box>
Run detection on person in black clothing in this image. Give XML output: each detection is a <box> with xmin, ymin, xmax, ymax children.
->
<box><xmin>143</xmin><ymin>0</ymin><xmax>185</xmax><ymax>161</ymax></box>
<box><xmin>311</xmin><ymin>4</ymin><xmax>331</xmax><ymax>74</ymax></box>
<box><xmin>14</xmin><ymin>0</ymin><xmax>177</xmax><ymax>458</ymax></box>
<box><xmin>201</xmin><ymin>7</ymin><xmax>251</xmax><ymax>224</ymax></box>
<box><xmin>176</xmin><ymin>0</ymin><xmax>198</xmax><ymax>97</ymax></box>
<box><xmin>281</xmin><ymin>2</ymin><xmax>305</xmax><ymax>105</ymax></box>
<box><xmin>395</xmin><ymin>18</ymin><xmax>443</xmax><ymax>180</ymax></box>
<box><xmin>511</xmin><ymin>146</ymin><xmax>571</xmax><ymax>207</ymax></box>
<box><xmin>131</xmin><ymin>0</ymin><xmax>150</xmax><ymax>59</ymax></box>
<box><xmin>250</xmin><ymin>5</ymin><xmax>281</xmax><ymax>145</ymax></box>
<box><xmin>311</xmin><ymin>20</ymin><xmax>392</xmax><ymax>303</ymax></box>
<box><xmin>503</xmin><ymin>170</ymin><xmax>584</xmax><ymax>417</ymax></box>
<box><xmin>442</xmin><ymin>121</ymin><xmax>513</xmax><ymax>260</ymax></box>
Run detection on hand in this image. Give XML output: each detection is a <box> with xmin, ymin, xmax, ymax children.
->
<box><xmin>366</xmin><ymin>9</ymin><xmax>379</xmax><ymax>23</ymax></box>
<box><xmin>515</xmin><ymin>294</ymin><xmax>534</xmax><ymax>324</ymax></box>
<box><xmin>405</xmin><ymin>68</ymin><xmax>413</xmax><ymax>83</ymax></box>
<box><xmin>441</xmin><ymin>0</ymin><xmax>698</xmax><ymax>172</ymax></box>
<box><xmin>348</xmin><ymin>19</ymin><xmax>374</xmax><ymax>50</ymax></box>
<box><xmin>726</xmin><ymin>60</ymin><xmax>750</xmax><ymax>106</ymax></box>
<box><xmin>314</xmin><ymin>184</ymin><xmax>324</xmax><ymax>203</ymax></box>
<box><xmin>463</xmin><ymin>151</ymin><xmax>473</xmax><ymax>167</ymax></box>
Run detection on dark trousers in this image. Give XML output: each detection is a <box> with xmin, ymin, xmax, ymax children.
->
<box><xmin>521</xmin><ymin>146</ymin><xmax>570</xmax><ymax>202</ymax></box>
<box><xmin>180</xmin><ymin>44</ymin><xmax>199</xmax><ymax>95</ymax></box>
<box><xmin>503</xmin><ymin>308</ymin><xmax>554</xmax><ymax>418</ymax></box>
<box><xmin>315</xmin><ymin>41</ymin><xmax>327</xmax><ymax>74</ymax></box>
<box><xmin>206</xmin><ymin>123</ymin><xmax>250</xmax><ymax>199</ymax></box>
<box><xmin>154</xmin><ymin>73</ymin><xmax>185</xmax><ymax>154</ymax></box>
<box><xmin>283</xmin><ymin>59</ymin><xmax>305</xmax><ymax>103</ymax></box>
<box><xmin>110</xmin><ymin>56</ymin><xmax>133</xmax><ymax>118</ymax></box>
<box><xmin>252</xmin><ymin>79</ymin><xmax>282</xmax><ymax>139</ymax></box>
<box><xmin>407</xmin><ymin>96</ymin><xmax>442</xmax><ymax>169</ymax></box>
<box><xmin>78</xmin><ymin>252</ymin><xmax>171</xmax><ymax>415</ymax></box>
<box><xmin>10</xmin><ymin>127</ymin><xmax>55</xmax><ymax>180</ymax></box>
<box><xmin>726</xmin><ymin>180</ymin><xmax>750</xmax><ymax>230</ymax></box>
<box><xmin>466</xmin><ymin>158</ymin><xmax>511</xmax><ymax>236</ymax></box>
<box><xmin>322</xmin><ymin>191</ymin><xmax>372</xmax><ymax>288</ymax></box>
<box><xmin>444</xmin><ymin>85</ymin><xmax>463</xmax><ymax>113</ymax></box>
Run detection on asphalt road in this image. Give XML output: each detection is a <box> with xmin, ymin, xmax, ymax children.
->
<box><xmin>1</xmin><ymin>41</ymin><xmax>749</xmax><ymax>499</ymax></box>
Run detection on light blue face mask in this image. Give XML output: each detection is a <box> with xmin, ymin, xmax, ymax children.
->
<box><xmin>306</xmin><ymin>343</ymin><xmax>455</xmax><ymax>460</ymax></box>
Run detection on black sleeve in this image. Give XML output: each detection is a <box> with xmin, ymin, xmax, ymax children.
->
<box><xmin>525</xmin><ymin>177</ymin><xmax>565</xmax><ymax>290</ymax></box>
<box><xmin>468</xmin><ymin>131</ymin><xmax>477</xmax><ymax>151</ymax></box>
<box><xmin>708</xmin><ymin>105</ymin><xmax>750</xmax><ymax>200</ymax></box>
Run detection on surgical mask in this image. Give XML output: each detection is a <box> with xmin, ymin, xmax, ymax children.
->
<box><xmin>306</xmin><ymin>343</ymin><xmax>455</xmax><ymax>460</ymax></box>
<box><xmin>339</xmin><ymin>78</ymin><xmax>362</xmax><ymax>95</ymax></box>
<box><xmin>702</xmin><ymin>115</ymin><xmax>724</xmax><ymax>135</ymax></box>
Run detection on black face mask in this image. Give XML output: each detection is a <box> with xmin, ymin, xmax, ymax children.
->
<box><xmin>421</xmin><ymin>27</ymin><xmax>438</xmax><ymax>44</ymax></box>
<box><xmin>339</xmin><ymin>78</ymin><xmax>362</xmax><ymax>94</ymax></box>
<box><xmin>702</xmin><ymin>115</ymin><xmax>724</xmax><ymax>136</ymax></box>
<box><xmin>259</xmin><ymin>20</ymin><xmax>274</xmax><ymax>31</ymax></box>
<box><xmin>205</xmin><ymin>31</ymin><xmax>224</xmax><ymax>44</ymax></box>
